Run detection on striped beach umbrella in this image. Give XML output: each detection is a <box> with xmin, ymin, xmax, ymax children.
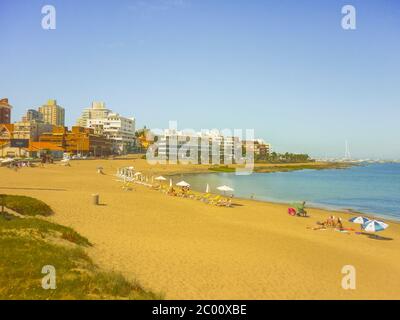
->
<box><xmin>362</xmin><ymin>220</ymin><xmax>389</xmax><ymax>232</ymax></box>
<box><xmin>349</xmin><ymin>216</ymin><xmax>370</xmax><ymax>225</ymax></box>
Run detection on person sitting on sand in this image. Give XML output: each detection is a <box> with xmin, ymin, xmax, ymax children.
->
<box><xmin>168</xmin><ymin>187</ymin><xmax>177</xmax><ymax>196</ymax></box>
<box><xmin>336</xmin><ymin>217</ymin><xmax>343</xmax><ymax>230</ymax></box>
<box><xmin>297</xmin><ymin>201</ymin><xmax>308</xmax><ymax>217</ymax></box>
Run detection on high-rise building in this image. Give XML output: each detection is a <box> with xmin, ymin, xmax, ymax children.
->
<box><xmin>87</xmin><ymin>113</ymin><xmax>136</xmax><ymax>154</ymax></box>
<box><xmin>76</xmin><ymin>101</ymin><xmax>111</xmax><ymax>127</ymax></box>
<box><xmin>0</xmin><ymin>98</ymin><xmax>12</xmax><ymax>124</ymax></box>
<box><xmin>22</xmin><ymin>109</ymin><xmax>44</xmax><ymax>122</ymax></box>
<box><xmin>155</xmin><ymin>129</ymin><xmax>241</xmax><ymax>164</ymax></box>
<box><xmin>76</xmin><ymin>101</ymin><xmax>136</xmax><ymax>154</ymax></box>
<box><xmin>38</xmin><ymin>99</ymin><xmax>65</xmax><ymax>126</ymax></box>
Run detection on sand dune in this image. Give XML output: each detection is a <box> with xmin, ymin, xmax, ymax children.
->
<box><xmin>1</xmin><ymin>158</ymin><xmax>399</xmax><ymax>299</ymax></box>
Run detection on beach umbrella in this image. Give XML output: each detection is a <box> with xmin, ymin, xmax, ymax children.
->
<box><xmin>206</xmin><ymin>184</ymin><xmax>210</xmax><ymax>193</ymax></box>
<box><xmin>176</xmin><ymin>181</ymin><xmax>190</xmax><ymax>187</ymax></box>
<box><xmin>134</xmin><ymin>172</ymin><xmax>142</xmax><ymax>176</ymax></box>
<box><xmin>349</xmin><ymin>216</ymin><xmax>370</xmax><ymax>225</ymax></box>
<box><xmin>362</xmin><ymin>220</ymin><xmax>389</xmax><ymax>233</ymax></box>
<box><xmin>155</xmin><ymin>176</ymin><xmax>167</xmax><ymax>181</ymax></box>
<box><xmin>217</xmin><ymin>185</ymin><xmax>234</xmax><ymax>196</ymax></box>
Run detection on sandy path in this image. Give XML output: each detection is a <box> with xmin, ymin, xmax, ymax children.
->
<box><xmin>1</xmin><ymin>159</ymin><xmax>399</xmax><ymax>299</ymax></box>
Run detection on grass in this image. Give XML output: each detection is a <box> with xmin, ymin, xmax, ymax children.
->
<box><xmin>208</xmin><ymin>165</ymin><xmax>235</xmax><ymax>173</ymax></box>
<box><xmin>0</xmin><ymin>196</ymin><xmax>161</xmax><ymax>300</ymax></box>
<box><xmin>208</xmin><ymin>162</ymin><xmax>354</xmax><ymax>173</ymax></box>
<box><xmin>0</xmin><ymin>194</ymin><xmax>54</xmax><ymax>216</ymax></box>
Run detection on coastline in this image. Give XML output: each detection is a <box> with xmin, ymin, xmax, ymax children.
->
<box><xmin>1</xmin><ymin>157</ymin><xmax>399</xmax><ymax>299</ymax></box>
<box><xmin>165</xmin><ymin>161</ymin><xmax>399</xmax><ymax>224</ymax></box>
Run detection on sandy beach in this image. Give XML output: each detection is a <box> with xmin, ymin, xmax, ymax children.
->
<box><xmin>1</xmin><ymin>157</ymin><xmax>399</xmax><ymax>299</ymax></box>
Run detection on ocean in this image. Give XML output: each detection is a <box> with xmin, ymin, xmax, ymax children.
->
<box><xmin>180</xmin><ymin>163</ymin><xmax>400</xmax><ymax>221</ymax></box>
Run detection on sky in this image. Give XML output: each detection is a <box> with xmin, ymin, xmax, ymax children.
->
<box><xmin>0</xmin><ymin>0</ymin><xmax>399</xmax><ymax>159</ymax></box>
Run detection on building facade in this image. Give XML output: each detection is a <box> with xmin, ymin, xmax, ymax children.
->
<box><xmin>12</xmin><ymin>121</ymin><xmax>53</xmax><ymax>141</ymax></box>
<box><xmin>242</xmin><ymin>139</ymin><xmax>271</xmax><ymax>158</ymax></box>
<box><xmin>22</xmin><ymin>109</ymin><xmax>44</xmax><ymax>122</ymax></box>
<box><xmin>39</xmin><ymin>126</ymin><xmax>112</xmax><ymax>157</ymax></box>
<box><xmin>154</xmin><ymin>129</ymin><xmax>241</xmax><ymax>164</ymax></box>
<box><xmin>0</xmin><ymin>98</ymin><xmax>12</xmax><ymax>124</ymax></box>
<box><xmin>38</xmin><ymin>99</ymin><xmax>65</xmax><ymax>126</ymax></box>
<box><xmin>86</xmin><ymin>113</ymin><xmax>136</xmax><ymax>154</ymax></box>
<box><xmin>76</xmin><ymin>101</ymin><xmax>136</xmax><ymax>154</ymax></box>
<box><xmin>76</xmin><ymin>101</ymin><xmax>112</xmax><ymax>127</ymax></box>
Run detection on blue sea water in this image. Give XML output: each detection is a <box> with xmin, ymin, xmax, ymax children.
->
<box><xmin>180</xmin><ymin>163</ymin><xmax>400</xmax><ymax>221</ymax></box>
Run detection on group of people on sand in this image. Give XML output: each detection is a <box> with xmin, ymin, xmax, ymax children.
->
<box><xmin>167</xmin><ymin>186</ymin><xmax>190</xmax><ymax>197</ymax></box>
<box><xmin>313</xmin><ymin>215</ymin><xmax>344</xmax><ymax>230</ymax></box>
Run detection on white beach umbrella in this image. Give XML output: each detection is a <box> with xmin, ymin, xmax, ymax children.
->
<box><xmin>155</xmin><ymin>176</ymin><xmax>167</xmax><ymax>181</ymax></box>
<box><xmin>134</xmin><ymin>172</ymin><xmax>142</xmax><ymax>176</ymax></box>
<box><xmin>128</xmin><ymin>166</ymin><xmax>134</xmax><ymax>170</ymax></box>
<box><xmin>206</xmin><ymin>184</ymin><xmax>210</xmax><ymax>193</ymax></box>
<box><xmin>363</xmin><ymin>220</ymin><xmax>389</xmax><ymax>233</ymax></box>
<box><xmin>349</xmin><ymin>216</ymin><xmax>371</xmax><ymax>225</ymax></box>
<box><xmin>217</xmin><ymin>185</ymin><xmax>234</xmax><ymax>192</ymax></box>
<box><xmin>217</xmin><ymin>185</ymin><xmax>234</xmax><ymax>196</ymax></box>
<box><xmin>176</xmin><ymin>181</ymin><xmax>190</xmax><ymax>187</ymax></box>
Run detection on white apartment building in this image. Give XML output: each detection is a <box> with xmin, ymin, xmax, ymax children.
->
<box><xmin>154</xmin><ymin>129</ymin><xmax>241</xmax><ymax>164</ymax></box>
<box><xmin>77</xmin><ymin>102</ymin><xmax>136</xmax><ymax>154</ymax></box>
<box><xmin>87</xmin><ymin>113</ymin><xmax>135</xmax><ymax>154</ymax></box>
<box><xmin>76</xmin><ymin>102</ymin><xmax>112</xmax><ymax>127</ymax></box>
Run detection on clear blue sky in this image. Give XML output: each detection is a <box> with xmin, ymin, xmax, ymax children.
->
<box><xmin>1</xmin><ymin>0</ymin><xmax>399</xmax><ymax>159</ymax></box>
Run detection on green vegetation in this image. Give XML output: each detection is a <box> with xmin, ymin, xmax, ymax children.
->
<box><xmin>0</xmin><ymin>196</ymin><xmax>160</xmax><ymax>300</ymax></box>
<box><xmin>0</xmin><ymin>194</ymin><xmax>53</xmax><ymax>216</ymax></box>
<box><xmin>208</xmin><ymin>162</ymin><xmax>353</xmax><ymax>173</ymax></box>
<box><xmin>208</xmin><ymin>165</ymin><xmax>235</xmax><ymax>173</ymax></box>
<box><xmin>252</xmin><ymin>162</ymin><xmax>353</xmax><ymax>173</ymax></box>
<box><xmin>255</xmin><ymin>152</ymin><xmax>314</xmax><ymax>163</ymax></box>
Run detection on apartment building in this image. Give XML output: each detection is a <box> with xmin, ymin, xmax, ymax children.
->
<box><xmin>0</xmin><ymin>98</ymin><xmax>12</xmax><ymax>124</ymax></box>
<box><xmin>155</xmin><ymin>129</ymin><xmax>241</xmax><ymax>164</ymax></box>
<box><xmin>76</xmin><ymin>101</ymin><xmax>112</xmax><ymax>127</ymax></box>
<box><xmin>38</xmin><ymin>99</ymin><xmax>65</xmax><ymax>126</ymax></box>
<box><xmin>86</xmin><ymin>113</ymin><xmax>136</xmax><ymax>154</ymax></box>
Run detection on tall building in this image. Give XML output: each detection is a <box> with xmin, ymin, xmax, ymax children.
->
<box><xmin>0</xmin><ymin>98</ymin><xmax>12</xmax><ymax>124</ymax></box>
<box><xmin>155</xmin><ymin>129</ymin><xmax>241</xmax><ymax>164</ymax></box>
<box><xmin>38</xmin><ymin>99</ymin><xmax>65</xmax><ymax>126</ymax></box>
<box><xmin>76</xmin><ymin>101</ymin><xmax>111</xmax><ymax>127</ymax></box>
<box><xmin>76</xmin><ymin>101</ymin><xmax>136</xmax><ymax>154</ymax></box>
<box><xmin>87</xmin><ymin>113</ymin><xmax>136</xmax><ymax>154</ymax></box>
<box><xmin>22</xmin><ymin>109</ymin><xmax>44</xmax><ymax>122</ymax></box>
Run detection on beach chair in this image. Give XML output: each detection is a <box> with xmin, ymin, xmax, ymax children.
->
<box><xmin>209</xmin><ymin>196</ymin><xmax>221</xmax><ymax>205</ymax></box>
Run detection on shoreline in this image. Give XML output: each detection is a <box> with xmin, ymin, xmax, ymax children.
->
<box><xmin>166</xmin><ymin>165</ymin><xmax>399</xmax><ymax>225</ymax></box>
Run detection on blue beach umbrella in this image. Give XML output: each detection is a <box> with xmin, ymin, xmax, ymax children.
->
<box><xmin>349</xmin><ymin>216</ymin><xmax>370</xmax><ymax>225</ymax></box>
<box><xmin>362</xmin><ymin>220</ymin><xmax>389</xmax><ymax>233</ymax></box>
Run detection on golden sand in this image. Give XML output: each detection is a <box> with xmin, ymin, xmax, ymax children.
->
<box><xmin>1</xmin><ymin>158</ymin><xmax>399</xmax><ymax>299</ymax></box>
